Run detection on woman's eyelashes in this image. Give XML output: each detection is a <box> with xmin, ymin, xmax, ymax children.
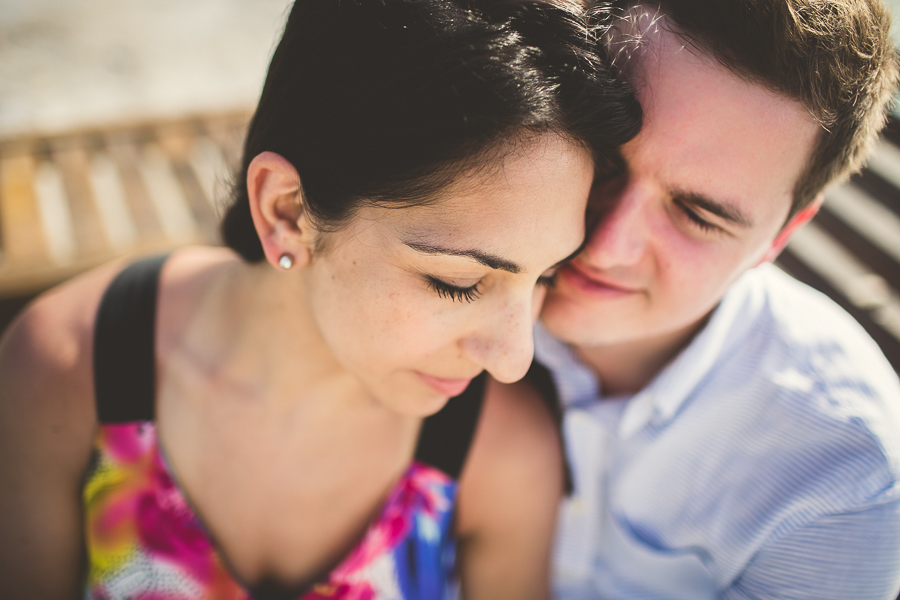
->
<box><xmin>427</xmin><ymin>270</ymin><xmax>558</xmax><ymax>303</ymax></box>
<box><xmin>537</xmin><ymin>272</ymin><xmax>558</xmax><ymax>288</ymax></box>
<box><xmin>427</xmin><ymin>276</ymin><xmax>482</xmax><ymax>303</ymax></box>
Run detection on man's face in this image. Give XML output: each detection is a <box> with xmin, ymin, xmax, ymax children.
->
<box><xmin>540</xmin><ymin>17</ymin><xmax>822</xmax><ymax>350</ymax></box>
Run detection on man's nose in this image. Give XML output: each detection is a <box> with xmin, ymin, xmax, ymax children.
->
<box><xmin>582</xmin><ymin>179</ymin><xmax>648</xmax><ymax>270</ymax></box>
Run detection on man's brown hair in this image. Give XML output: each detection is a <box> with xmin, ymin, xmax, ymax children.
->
<box><xmin>608</xmin><ymin>0</ymin><xmax>900</xmax><ymax>219</ymax></box>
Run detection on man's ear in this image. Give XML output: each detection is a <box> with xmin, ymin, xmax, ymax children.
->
<box><xmin>247</xmin><ymin>152</ymin><xmax>315</xmax><ymax>269</ymax></box>
<box><xmin>757</xmin><ymin>193</ymin><xmax>824</xmax><ymax>265</ymax></box>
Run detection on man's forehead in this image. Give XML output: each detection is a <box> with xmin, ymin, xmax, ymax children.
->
<box><xmin>610</xmin><ymin>6</ymin><xmax>820</xmax><ymax>228</ymax></box>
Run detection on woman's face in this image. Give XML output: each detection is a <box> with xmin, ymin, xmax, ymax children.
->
<box><xmin>302</xmin><ymin>134</ymin><xmax>594</xmax><ymax>416</ymax></box>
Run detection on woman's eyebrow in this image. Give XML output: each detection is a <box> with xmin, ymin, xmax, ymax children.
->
<box><xmin>403</xmin><ymin>241</ymin><xmax>521</xmax><ymax>273</ymax></box>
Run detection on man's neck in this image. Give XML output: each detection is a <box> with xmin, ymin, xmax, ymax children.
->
<box><xmin>573</xmin><ymin>316</ymin><xmax>709</xmax><ymax>397</ymax></box>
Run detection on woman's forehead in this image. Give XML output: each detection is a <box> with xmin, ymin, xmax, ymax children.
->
<box><xmin>347</xmin><ymin>136</ymin><xmax>593</xmax><ymax>268</ymax></box>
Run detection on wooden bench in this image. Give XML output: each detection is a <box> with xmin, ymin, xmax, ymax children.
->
<box><xmin>0</xmin><ymin>111</ymin><xmax>249</xmax><ymax>299</ymax></box>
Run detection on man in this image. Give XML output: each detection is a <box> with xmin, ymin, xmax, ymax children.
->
<box><xmin>535</xmin><ymin>0</ymin><xmax>900</xmax><ymax>598</ymax></box>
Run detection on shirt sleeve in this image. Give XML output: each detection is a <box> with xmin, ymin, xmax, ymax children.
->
<box><xmin>721</xmin><ymin>499</ymin><xmax>900</xmax><ymax>600</ymax></box>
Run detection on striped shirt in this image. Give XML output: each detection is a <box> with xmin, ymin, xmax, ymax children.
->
<box><xmin>537</xmin><ymin>264</ymin><xmax>900</xmax><ymax>600</ymax></box>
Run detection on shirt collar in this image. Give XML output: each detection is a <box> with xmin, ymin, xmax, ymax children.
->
<box><xmin>533</xmin><ymin>320</ymin><xmax>599</xmax><ymax>408</ymax></box>
<box><xmin>536</xmin><ymin>264</ymin><xmax>770</xmax><ymax>439</ymax></box>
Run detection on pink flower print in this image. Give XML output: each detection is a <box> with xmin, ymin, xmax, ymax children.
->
<box><xmin>405</xmin><ymin>463</ymin><xmax>452</xmax><ymax>518</ymax></box>
<box><xmin>330</xmin><ymin>463</ymin><xmax>452</xmax><ymax>580</ymax></box>
<box><xmin>103</xmin><ymin>423</ymin><xmax>156</xmax><ymax>463</ymax></box>
<box><xmin>134</xmin><ymin>452</ymin><xmax>217</xmax><ymax>585</ymax></box>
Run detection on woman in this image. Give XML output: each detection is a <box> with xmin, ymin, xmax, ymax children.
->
<box><xmin>0</xmin><ymin>0</ymin><xmax>639</xmax><ymax>598</ymax></box>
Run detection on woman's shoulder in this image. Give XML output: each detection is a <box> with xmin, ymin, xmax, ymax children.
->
<box><xmin>0</xmin><ymin>246</ymin><xmax>237</xmax><ymax>470</ymax></box>
<box><xmin>2</xmin><ymin>245</ymin><xmax>237</xmax><ymax>384</ymax></box>
<box><xmin>455</xmin><ymin>375</ymin><xmax>564</xmax><ymax>533</ymax></box>
<box><xmin>451</xmin><ymin>375</ymin><xmax>563</xmax><ymax>598</ymax></box>
<box><xmin>466</xmin><ymin>376</ymin><xmax>563</xmax><ymax>489</ymax></box>
<box><xmin>0</xmin><ymin>256</ymin><xmax>152</xmax><ymax>596</ymax></box>
<box><xmin>0</xmin><ymin>258</ymin><xmax>134</xmax><ymax>434</ymax></box>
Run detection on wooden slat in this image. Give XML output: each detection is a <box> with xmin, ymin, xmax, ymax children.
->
<box><xmin>823</xmin><ymin>184</ymin><xmax>900</xmax><ymax>264</ymax></box>
<box><xmin>172</xmin><ymin>159</ymin><xmax>220</xmax><ymax>242</ymax></box>
<box><xmin>203</xmin><ymin>115</ymin><xmax>247</xmax><ymax>176</ymax></box>
<box><xmin>103</xmin><ymin>132</ymin><xmax>166</xmax><ymax>244</ymax></box>
<box><xmin>864</xmin><ymin>138</ymin><xmax>900</xmax><ymax>194</ymax></box>
<box><xmin>787</xmin><ymin>222</ymin><xmax>895</xmax><ymax>313</ymax></box>
<box><xmin>50</xmin><ymin>142</ymin><xmax>108</xmax><ymax>258</ymax></box>
<box><xmin>88</xmin><ymin>151</ymin><xmax>139</xmax><ymax>251</ymax></box>
<box><xmin>0</xmin><ymin>151</ymin><xmax>47</xmax><ymax>265</ymax></box>
<box><xmin>33</xmin><ymin>160</ymin><xmax>77</xmax><ymax>265</ymax></box>
<box><xmin>188</xmin><ymin>135</ymin><xmax>229</xmax><ymax>210</ymax></box>
<box><xmin>156</xmin><ymin>126</ymin><xmax>220</xmax><ymax>241</ymax></box>
<box><xmin>137</xmin><ymin>143</ymin><xmax>198</xmax><ymax>242</ymax></box>
<box><xmin>811</xmin><ymin>208</ymin><xmax>900</xmax><ymax>289</ymax></box>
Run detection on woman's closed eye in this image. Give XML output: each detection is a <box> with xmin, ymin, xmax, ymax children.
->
<box><xmin>427</xmin><ymin>267</ymin><xmax>559</xmax><ymax>302</ymax></box>
<box><xmin>427</xmin><ymin>276</ymin><xmax>482</xmax><ymax>303</ymax></box>
<box><xmin>537</xmin><ymin>271</ymin><xmax>558</xmax><ymax>288</ymax></box>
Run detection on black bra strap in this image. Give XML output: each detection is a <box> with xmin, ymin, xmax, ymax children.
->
<box><xmin>93</xmin><ymin>254</ymin><xmax>168</xmax><ymax>423</ymax></box>
<box><xmin>414</xmin><ymin>372</ymin><xmax>487</xmax><ymax>480</ymax></box>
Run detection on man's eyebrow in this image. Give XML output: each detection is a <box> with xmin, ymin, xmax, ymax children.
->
<box><xmin>674</xmin><ymin>191</ymin><xmax>754</xmax><ymax>227</ymax></box>
<box><xmin>404</xmin><ymin>242</ymin><xmax>522</xmax><ymax>273</ymax></box>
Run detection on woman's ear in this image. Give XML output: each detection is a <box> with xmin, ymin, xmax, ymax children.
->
<box><xmin>247</xmin><ymin>152</ymin><xmax>315</xmax><ymax>269</ymax></box>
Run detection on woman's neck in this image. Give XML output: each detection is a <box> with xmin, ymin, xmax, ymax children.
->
<box><xmin>156</xmin><ymin>247</ymin><xmax>376</xmax><ymax>416</ymax></box>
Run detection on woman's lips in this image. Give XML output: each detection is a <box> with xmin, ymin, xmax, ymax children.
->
<box><xmin>559</xmin><ymin>262</ymin><xmax>640</xmax><ymax>299</ymax></box>
<box><xmin>416</xmin><ymin>373</ymin><xmax>475</xmax><ymax>397</ymax></box>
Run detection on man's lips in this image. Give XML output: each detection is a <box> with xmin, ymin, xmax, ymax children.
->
<box><xmin>416</xmin><ymin>372</ymin><xmax>476</xmax><ymax>397</ymax></box>
<box><xmin>559</xmin><ymin>262</ymin><xmax>641</xmax><ymax>298</ymax></box>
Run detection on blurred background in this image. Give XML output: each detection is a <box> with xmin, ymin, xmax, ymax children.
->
<box><xmin>0</xmin><ymin>0</ymin><xmax>900</xmax><ymax>375</ymax></box>
<box><xmin>0</xmin><ymin>0</ymin><xmax>289</xmax><ymax>323</ymax></box>
<box><xmin>0</xmin><ymin>0</ymin><xmax>290</xmax><ymax>140</ymax></box>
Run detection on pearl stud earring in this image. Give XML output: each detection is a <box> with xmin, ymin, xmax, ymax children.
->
<box><xmin>278</xmin><ymin>254</ymin><xmax>294</xmax><ymax>270</ymax></box>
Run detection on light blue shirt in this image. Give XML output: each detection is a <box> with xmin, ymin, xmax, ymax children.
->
<box><xmin>538</xmin><ymin>264</ymin><xmax>900</xmax><ymax>600</ymax></box>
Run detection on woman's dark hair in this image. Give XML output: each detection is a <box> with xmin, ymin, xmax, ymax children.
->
<box><xmin>222</xmin><ymin>0</ymin><xmax>641</xmax><ymax>261</ymax></box>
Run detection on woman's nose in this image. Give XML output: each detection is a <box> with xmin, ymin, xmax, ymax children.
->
<box><xmin>461</xmin><ymin>294</ymin><xmax>535</xmax><ymax>384</ymax></box>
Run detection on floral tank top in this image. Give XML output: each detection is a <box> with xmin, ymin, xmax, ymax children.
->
<box><xmin>83</xmin><ymin>255</ymin><xmax>486</xmax><ymax>600</ymax></box>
